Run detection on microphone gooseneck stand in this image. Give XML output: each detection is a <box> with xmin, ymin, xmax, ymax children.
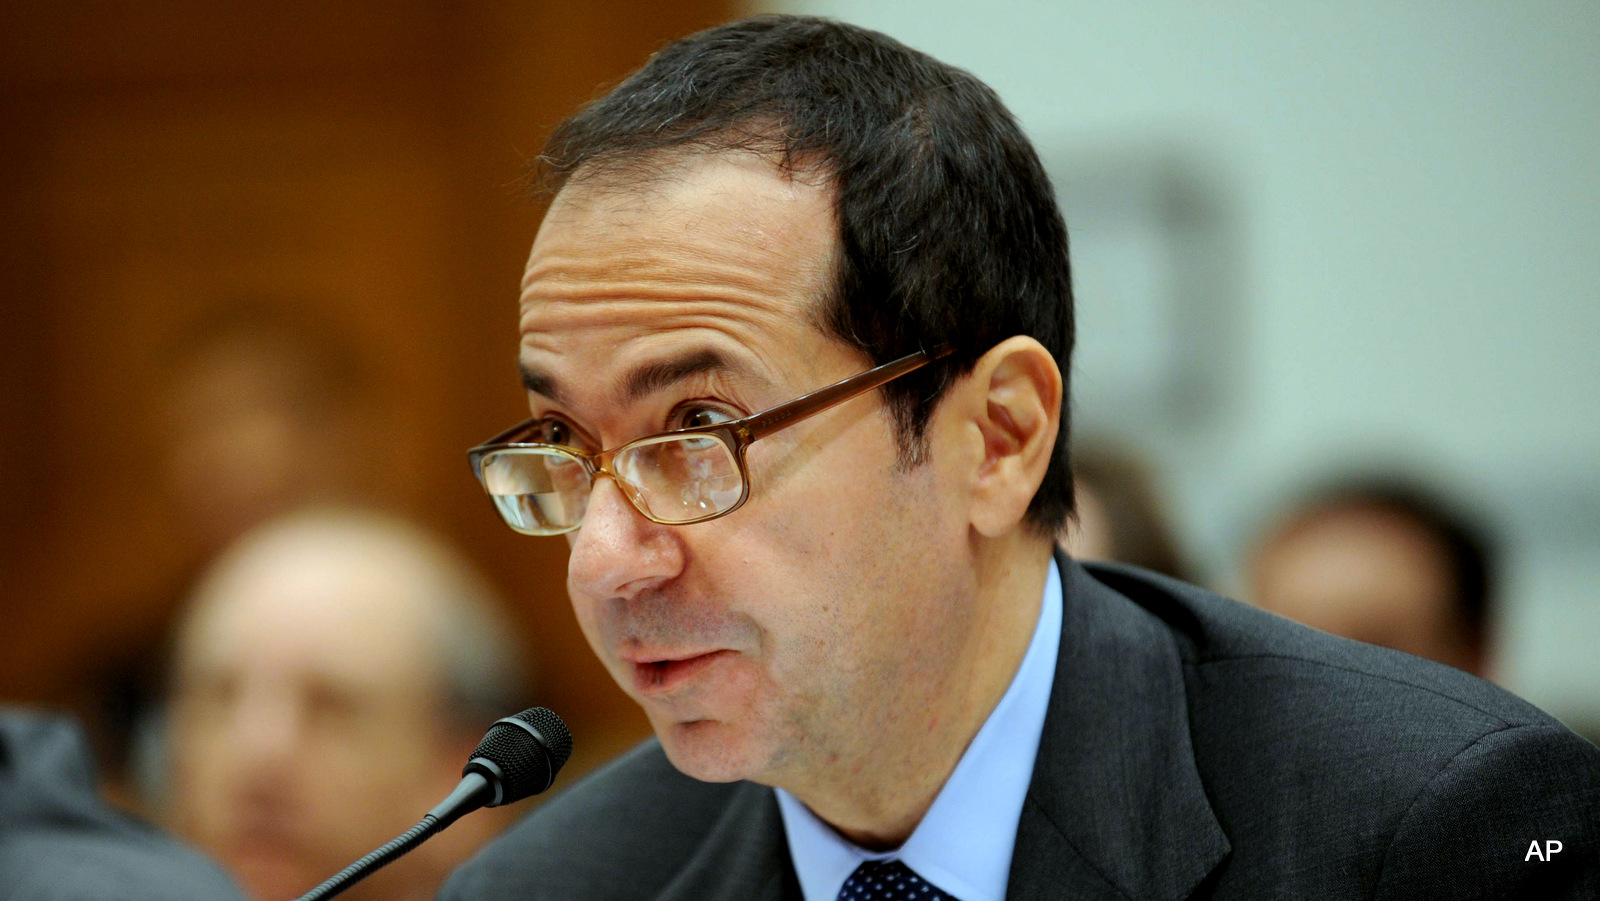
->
<box><xmin>294</xmin><ymin>707</ymin><xmax>573</xmax><ymax>901</ymax></box>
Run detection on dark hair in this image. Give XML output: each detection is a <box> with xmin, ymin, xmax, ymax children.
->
<box><xmin>532</xmin><ymin>14</ymin><xmax>1075</xmax><ymax>533</ymax></box>
<box><xmin>1284</xmin><ymin>479</ymin><xmax>1496</xmax><ymax>651</ymax></box>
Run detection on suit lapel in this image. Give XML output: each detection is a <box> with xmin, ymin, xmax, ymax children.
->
<box><xmin>1007</xmin><ymin>556</ymin><xmax>1229</xmax><ymax>900</ymax></box>
<box><xmin>654</xmin><ymin>779</ymin><xmax>801</xmax><ymax>901</ymax></box>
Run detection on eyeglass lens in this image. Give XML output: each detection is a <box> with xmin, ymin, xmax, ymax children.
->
<box><xmin>480</xmin><ymin>433</ymin><xmax>743</xmax><ymax>535</ymax></box>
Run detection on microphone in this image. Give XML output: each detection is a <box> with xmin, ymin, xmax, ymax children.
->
<box><xmin>295</xmin><ymin>707</ymin><xmax>573</xmax><ymax>901</ymax></box>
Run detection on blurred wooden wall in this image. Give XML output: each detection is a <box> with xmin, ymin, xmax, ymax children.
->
<box><xmin>0</xmin><ymin>1</ymin><xmax>735</xmax><ymax>783</ymax></box>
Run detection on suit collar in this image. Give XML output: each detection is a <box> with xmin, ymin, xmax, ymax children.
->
<box><xmin>1006</xmin><ymin>555</ymin><xmax>1229</xmax><ymax>900</ymax></box>
<box><xmin>653</xmin><ymin>779</ymin><xmax>800</xmax><ymax>901</ymax></box>
<box><xmin>776</xmin><ymin>559</ymin><xmax>1063</xmax><ymax>901</ymax></box>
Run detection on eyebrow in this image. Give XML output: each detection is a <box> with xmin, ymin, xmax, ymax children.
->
<box><xmin>519</xmin><ymin>348</ymin><xmax>747</xmax><ymax>409</ymax></box>
<box><xmin>519</xmin><ymin>365</ymin><xmax>566</xmax><ymax>404</ymax></box>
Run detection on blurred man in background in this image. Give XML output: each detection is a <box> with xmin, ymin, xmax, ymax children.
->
<box><xmin>1058</xmin><ymin>439</ymin><xmax>1190</xmax><ymax>581</ymax></box>
<box><xmin>160</xmin><ymin>508</ymin><xmax>527</xmax><ymax>901</ymax></box>
<box><xmin>88</xmin><ymin>301</ymin><xmax>383</xmax><ymax>810</ymax></box>
<box><xmin>1245</xmin><ymin>478</ymin><xmax>1493</xmax><ymax>678</ymax></box>
<box><xmin>158</xmin><ymin>302</ymin><xmax>380</xmax><ymax>556</ymax></box>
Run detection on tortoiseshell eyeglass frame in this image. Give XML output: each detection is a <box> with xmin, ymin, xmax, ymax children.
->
<box><xmin>467</xmin><ymin>346</ymin><xmax>953</xmax><ymax>534</ymax></box>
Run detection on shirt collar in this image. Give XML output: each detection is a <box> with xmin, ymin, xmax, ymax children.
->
<box><xmin>776</xmin><ymin>557</ymin><xmax>1063</xmax><ymax>901</ymax></box>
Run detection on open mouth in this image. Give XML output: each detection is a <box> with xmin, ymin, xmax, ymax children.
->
<box><xmin>630</xmin><ymin>649</ymin><xmax>735</xmax><ymax>695</ymax></box>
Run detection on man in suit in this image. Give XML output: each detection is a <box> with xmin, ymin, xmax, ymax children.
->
<box><xmin>443</xmin><ymin>15</ymin><xmax>1600</xmax><ymax>900</ymax></box>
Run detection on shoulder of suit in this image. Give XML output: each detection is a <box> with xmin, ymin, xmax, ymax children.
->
<box><xmin>442</xmin><ymin>739</ymin><xmax>765</xmax><ymax>901</ymax></box>
<box><xmin>1082</xmin><ymin>559</ymin><xmax>1597</xmax><ymax>806</ymax></box>
<box><xmin>0</xmin><ymin>710</ymin><xmax>248</xmax><ymax>900</ymax></box>
<box><xmin>1081</xmin><ymin>559</ymin><xmax>1558</xmax><ymax>731</ymax></box>
<box><xmin>1074</xmin><ymin>561</ymin><xmax>1600</xmax><ymax>896</ymax></box>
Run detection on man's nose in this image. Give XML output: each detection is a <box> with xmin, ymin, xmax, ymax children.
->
<box><xmin>566</xmin><ymin>475</ymin><xmax>686</xmax><ymax>602</ymax></box>
<box><xmin>227</xmin><ymin>683</ymin><xmax>303</xmax><ymax>769</ymax></box>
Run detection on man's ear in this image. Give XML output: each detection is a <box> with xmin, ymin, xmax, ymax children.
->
<box><xmin>958</xmin><ymin>336</ymin><xmax>1063</xmax><ymax>538</ymax></box>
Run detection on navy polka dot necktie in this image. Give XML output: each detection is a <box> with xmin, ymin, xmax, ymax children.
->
<box><xmin>836</xmin><ymin>859</ymin><xmax>958</xmax><ymax>901</ymax></box>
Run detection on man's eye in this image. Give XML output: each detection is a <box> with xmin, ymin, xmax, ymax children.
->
<box><xmin>533</xmin><ymin>418</ymin><xmax>575</xmax><ymax>446</ymax></box>
<box><xmin>677</xmin><ymin>405</ymin><xmax>736</xmax><ymax>430</ymax></box>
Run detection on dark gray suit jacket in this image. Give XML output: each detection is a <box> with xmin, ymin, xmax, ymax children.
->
<box><xmin>0</xmin><ymin>710</ymin><xmax>246</xmax><ymax>901</ymax></box>
<box><xmin>441</xmin><ymin>557</ymin><xmax>1600</xmax><ymax>899</ymax></box>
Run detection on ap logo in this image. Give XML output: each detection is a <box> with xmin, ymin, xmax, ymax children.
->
<box><xmin>1525</xmin><ymin>840</ymin><xmax>1564</xmax><ymax>862</ymax></box>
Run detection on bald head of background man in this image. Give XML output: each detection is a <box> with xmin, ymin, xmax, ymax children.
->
<box><xmin>1246</xmin><ymin>480</ymin><xmax>1495</xmax><ymax>679</ymax></box>
<box><xmin>162</xmin><ymin>508</ymin><xmax>528</xmax><ymax>901</ymax></box>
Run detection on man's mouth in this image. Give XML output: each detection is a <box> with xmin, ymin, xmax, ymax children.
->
<box><xmin>626</xmin><ymin>649</ymin><xmax>736</xmax><ymax>696</ymax></box>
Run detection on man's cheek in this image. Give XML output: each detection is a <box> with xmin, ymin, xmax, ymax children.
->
<box><xmin>568</xmin><ymin>592</ymin><xmax>615</xmax><ymax>662</ymax></box>
<box><xmin>690</xmin><ymin>650</ymin><xmax>765</xmax><ymax>709</ymax></box>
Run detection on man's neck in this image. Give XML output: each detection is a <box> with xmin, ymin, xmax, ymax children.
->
<box><xmin>780</xmin><ymin>534</ymin><xmax>1054</xmax><ymax>849</ymax></box>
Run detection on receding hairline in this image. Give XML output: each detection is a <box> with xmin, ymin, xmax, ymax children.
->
<box><xmin>175</xmin><ymin>507</ymin><xmax>528</xmax><ymax>724</ymax></box>
<box><xmin>531</xmin><ymin>116</ymin><xmax>836</xmax><ymax>199</ymax></box>
<box><xmin>526</xmin><ymin>142</ymin><xmax>849</xmax><ymax>358</ymax></box>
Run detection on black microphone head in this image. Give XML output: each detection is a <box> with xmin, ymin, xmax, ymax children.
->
<box><xmin>463</xmin><ymin>707</ymin><xmax>573</xmax><ymax>806</ymax></box>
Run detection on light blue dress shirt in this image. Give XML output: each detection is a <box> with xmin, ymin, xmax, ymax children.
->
<box><xmin>775</xmin><ymin>558</ymin><xmax>1063</xmax><ymax>901</ymax></box>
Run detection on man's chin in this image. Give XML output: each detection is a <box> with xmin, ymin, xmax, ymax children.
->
<box><xmin>654</xmin><ymin>717</ymin><xmax>771</xmax><ymax>784</ymax></box>
<box><xmin>227</xmin><ymin>851</ymin><xmax>319</xmax><ymax>901</ymax></box>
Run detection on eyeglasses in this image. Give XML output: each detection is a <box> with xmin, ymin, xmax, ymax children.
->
<box><xmin>468</xmin><ymin>347</ymin><xmax>951</xmax><ymax>536</ymax></box>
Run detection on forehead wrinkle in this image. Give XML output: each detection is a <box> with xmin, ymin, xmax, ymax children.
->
<box><xmin>519</xmin><ymin>297</ymin><xmax>798</xmax><ymax>347</ymax></box>
<box><xmin>517</xmin><ymin>152</ymin><xmax>841</xmax><ymax>417</ymax></box>
<box><xmin>519</xmin><ymin>248</ymin><xmax>807</xmax><ymax>333</ymax></box>
<box><xmin>517</xmin><ymin>307</ymin><xmax>793</xmax><ymax>415</ymax></box>
<box><xmin>522</xmin><ymin>281</ymin><xmax>791</xmax><ymax>308</ymax></box>
<box><xmin>522</xmin><ymin>249</ymin><xmax>798</xmax><ymax>298</ymax></box>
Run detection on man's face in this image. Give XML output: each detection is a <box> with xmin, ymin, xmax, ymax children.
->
<box><xmin>163</xmin><ymin>343</ymin><xmax>328</xmax><ymax>551</ymax></box>
<box><xmin>167</xmin><ymin>534</ymin><xmax>466</xmax><ymax>901</ymax></box>
<box><xmin>1248</xmin><ymin>503</ymin><xmax>1481</xmax><ymax>675</ymax></box>
<box><xmin>520</xmin><ymin>153</ymin><xmax>976</xmax><ymax>788</ymax></box>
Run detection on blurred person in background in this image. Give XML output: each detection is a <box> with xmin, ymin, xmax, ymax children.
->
<box><xmin>88</xmin><ymin>301</ymin><xmax>382</xmax><ymax>810</ymax></box>
<box><xmin>1058</xmin><ymin>439</ymin><xmax>1190</xmax><ymax>581</ymax></box>
<box><xmin>0</xmin><ymin>709</ymin><xmax>246</xmax><ymax>901</ymax></box>
<box><xmin>158</xmin><ymin>301</ymin><xmax>379</xmax><ymax>555</ymax></box>
<box><xmin>158</xmin><ymin>507</ymin><xmax>528</xmax><ymax>901</ymax></box>
<box><xmin>1245</xmin><ymin>478</ymin><xmax>1494</xmax><ymax>679</ymax></box>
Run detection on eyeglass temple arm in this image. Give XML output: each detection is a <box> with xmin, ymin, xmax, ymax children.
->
<box><xmin>741</xmin><ymin>347</ymin><xmax>951</xmax><ymax>440</ymax></box>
